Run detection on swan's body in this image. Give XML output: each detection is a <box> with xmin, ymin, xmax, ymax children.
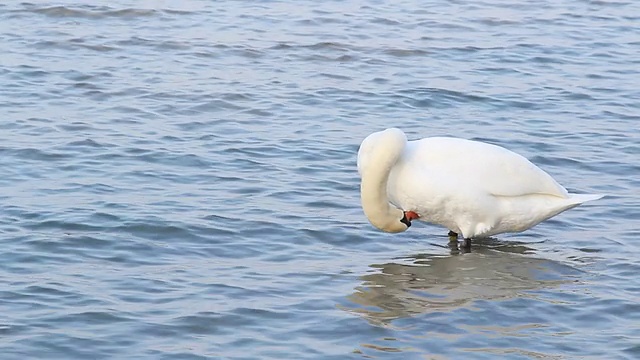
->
<box><xmin>357</xmin><ymin>128</ymin><xmax>603</xmax><ymax>240</ymax></box>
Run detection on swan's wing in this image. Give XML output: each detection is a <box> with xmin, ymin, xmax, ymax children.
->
<box><xmin>405</xmin><ymin>137</ymin><xmax>569</xmax><ymax>198</ymax></box>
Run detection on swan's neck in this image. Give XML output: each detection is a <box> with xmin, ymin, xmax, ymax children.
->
<box><xmin>361</xmin><ymin>171</ymin><xmax>406</xmax><ymax>233</ymax></box>
<box><xmin>359</xmin><ymin>129</ymin><xmax>408</xmax><ymax>233</ymax></box>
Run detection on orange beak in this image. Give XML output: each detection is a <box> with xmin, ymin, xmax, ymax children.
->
<box><xmin>405</xmin><ymin>210</ymin><xmax>420</xmax><ymax>221</ymax></box>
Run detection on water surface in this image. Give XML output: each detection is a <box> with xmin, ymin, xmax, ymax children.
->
<box><xmin>1</xmin><ymin>1</ymin><xmax>639</xmax><ymax>359</ymax></box>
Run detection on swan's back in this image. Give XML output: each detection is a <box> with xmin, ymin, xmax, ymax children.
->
<box><xmin>403</xmin><ymin>137</ymin><xmax>569</xmax><ymax>198</ymax></box>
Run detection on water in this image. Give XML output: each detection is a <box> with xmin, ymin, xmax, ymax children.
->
<box><xmin>1</xmin><ymin>1</ymin><xmax>638</xmax><ymax>359</ymax></box>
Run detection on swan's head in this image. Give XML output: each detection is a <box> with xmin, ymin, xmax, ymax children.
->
<box><xmin>370</xmin><ymin>209</ymin><xmax>420</xmax><ymax>233</ymax></box>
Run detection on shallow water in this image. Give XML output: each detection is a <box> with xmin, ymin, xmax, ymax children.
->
<box><xmin>1</xmin><ymin>1</ymin><xmax>639</xmax><ymax>359</ymax></box>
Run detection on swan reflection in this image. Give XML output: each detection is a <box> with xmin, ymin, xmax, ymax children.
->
<box><xmin>344</xmin><ymin>239</ymin><xmax>579</xmax><ymax>326</ymax></box>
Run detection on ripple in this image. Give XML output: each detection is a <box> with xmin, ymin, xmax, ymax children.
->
<box><xmin>25</xmin><ymin>6</ymin><xmax>161</xmax><ymax>19</ymax></box>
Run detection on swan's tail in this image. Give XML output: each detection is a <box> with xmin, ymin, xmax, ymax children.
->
<box><xmin>545</xmin><ymin>193</ymin><xmax>604</xmax><ymax>221</ymax></box>
<box><xmin>567</xmin><ymin>193</ymin><xmax>605</xmax><ymax>204</ymax></box>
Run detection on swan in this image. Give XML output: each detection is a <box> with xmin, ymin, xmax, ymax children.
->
<box><xmin>357</xmin><ymin>128</ymin><xmax>603</xmax><ymax>248</ymax></box>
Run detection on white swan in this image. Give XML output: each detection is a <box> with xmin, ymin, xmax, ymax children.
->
<box><xmin>357</xmin><ymin>128</ymin><xmax>603</xmax><ymax>246</ymax></box>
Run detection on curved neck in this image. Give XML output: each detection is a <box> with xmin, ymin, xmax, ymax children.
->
<box><xmin>361</xmin><ymin>169</ymin><xmax>402</xmax><ymax>230</ymax></box>
<box><xmin>359</xmin><ymin>129</ymin><xmax>407</xmax><ymax>233</ymax></box>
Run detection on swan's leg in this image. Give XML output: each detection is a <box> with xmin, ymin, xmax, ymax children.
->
<box><xmin>463</xmin><ymin>238</ymin><xmax>472</xmax><ymax>250</ymax></box>
<box><xmin>448</xmin><ymin>239</ymin><xmax>460</xmax><ymax>253</ymax></box>
<box><xmin>448</xmin><ymin>231</ymin><xmax>458</xmax><ymax>248</ymax></box>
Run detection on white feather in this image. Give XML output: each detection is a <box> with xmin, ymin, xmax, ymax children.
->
<box><xmin>358</xmin><ymin>128</ymin><xmax>603</xmax><ymax>238</ymax></box>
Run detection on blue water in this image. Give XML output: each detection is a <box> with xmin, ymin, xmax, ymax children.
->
<box><xmin>1</xmin><ymin>1</ymin><xmax>639</xmax><ymax>359</ymax></box>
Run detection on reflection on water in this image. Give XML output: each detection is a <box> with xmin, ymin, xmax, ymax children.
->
<box><xmin>344</xmin><ymin>239</ymin><xmax>581</xmax><ymax>327</ymax></box>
